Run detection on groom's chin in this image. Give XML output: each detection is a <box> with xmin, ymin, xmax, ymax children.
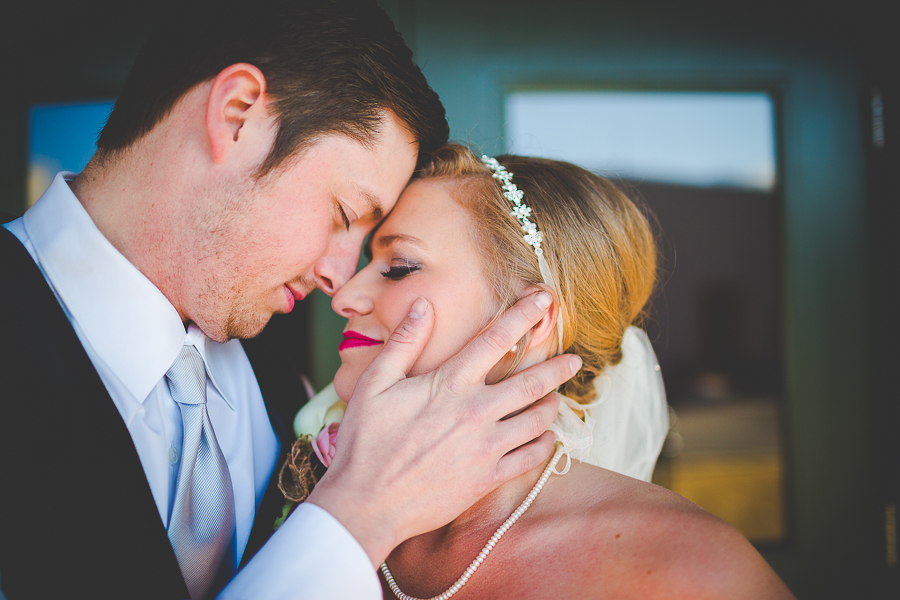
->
<box><xmin>223</xmin><ymin>308</ymin><xmax>275</xmax><ymax>341</ymax></box>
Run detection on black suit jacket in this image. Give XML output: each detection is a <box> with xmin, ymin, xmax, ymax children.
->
<box><xmin>0</xmin><ymin>223</ymin><xmax>306</xmax><ymax>599</ymax></box>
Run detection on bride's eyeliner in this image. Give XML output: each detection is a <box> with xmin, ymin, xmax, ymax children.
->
<box><xmin>381</xmin><ymin>260</ymin><xmax>421</xmax><ymax>280</ymax></box>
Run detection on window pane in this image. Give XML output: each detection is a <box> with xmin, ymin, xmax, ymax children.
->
<box><xmin>28</xmin><ymin>100</ymin><xmax>114</xmax><ymax>207</ymax></box>
<box><xmin>506</xmin><ymin>91</ymin><xmax>776</xmax><ymax>191</ymax></box>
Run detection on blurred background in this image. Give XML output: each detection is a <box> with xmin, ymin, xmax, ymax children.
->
<box><xmin>1</xmin><ymin>1</ymin><xmax>897</xmax><ymax>598</ymax></box>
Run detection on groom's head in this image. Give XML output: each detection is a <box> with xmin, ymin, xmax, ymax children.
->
<box><xmin>96</xmin><ymin>0</ymin><xmax>448</xmax><ymax>174</ymax></box>
<box><xmin>85</xmin><ymin>0</ymin><xmax>448</xmax><ymax>342</ymax></box>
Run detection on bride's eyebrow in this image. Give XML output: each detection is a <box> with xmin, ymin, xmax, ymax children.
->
<box><xmin>375</xmin><ymin>233</ymin><xmax>427</xmax><ymax>250</ymax></box>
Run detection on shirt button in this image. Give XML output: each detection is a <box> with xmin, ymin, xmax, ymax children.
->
<box><xmin>168</xmin><ymin>444</ymin><xmax>179</xmax><ymax>465</ymax></box>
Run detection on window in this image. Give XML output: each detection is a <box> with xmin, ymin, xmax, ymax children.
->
<box><xmin>506</xmin><ymin>90</ymin><xmax>776</xmax><ymax>191</ymax></box>
<box><xmin>27</xmin><ymin>100</ymin><xmax>114</xmax><ymax>207</ymax></box>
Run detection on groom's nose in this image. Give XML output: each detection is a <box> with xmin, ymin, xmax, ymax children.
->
<box><xmin>314</xmin><ymin>244</ymin><xmax>360</xmax><ymax>297</ymax></box>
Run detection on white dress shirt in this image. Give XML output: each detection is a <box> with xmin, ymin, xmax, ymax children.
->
<box><xmin>3</xmin><ymin>172</ymin><xmax>379</xmax><ymax>599</ymax></box>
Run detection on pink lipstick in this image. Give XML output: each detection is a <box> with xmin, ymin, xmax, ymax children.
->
<box><xmin>340</xmin><ymin>331</ymin><xmax>383</xmax><ymax>351</ymax></box>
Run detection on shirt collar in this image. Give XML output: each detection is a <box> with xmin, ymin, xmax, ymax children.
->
<box><xmin>22</xmin><ymin>172</ymin><xmax>220</xmax><ymax>405</ymax></box>
<box><xmin>186</xmin><ymin>324</ymin><xmax>236</xmax><ymax>410</ymax></box>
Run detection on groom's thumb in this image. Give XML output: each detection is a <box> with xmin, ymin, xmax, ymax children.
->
<box><xmin>361</xmin><ymin>297</ymin><xmax>433</xmax><ymax>391</ymax></box>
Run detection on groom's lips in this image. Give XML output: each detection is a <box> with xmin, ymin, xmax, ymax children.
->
<box><xmin>340</xmin><ymin>330</ymin><xmax>383</xmax><ymax>351</ymax></box>
<box><xmin>283</xmin><ymin>285</ymin><xmax>307</xmax><ymax>313</ymax></box>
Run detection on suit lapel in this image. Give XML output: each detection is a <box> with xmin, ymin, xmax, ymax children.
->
<box><xmin>0</xmin><ymin>226</ymin><xmax>189</xmax><ymax>599</ymax></box>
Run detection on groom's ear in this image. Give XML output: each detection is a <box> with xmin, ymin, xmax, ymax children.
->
<box><xmin>205</xmin><ymin>63</ymin><xmax>270</xmax><ymax>165</ymax></box>
<box><xmin>521</xmin><ymin>285</ymin><xmax>561</xmax><ymax>354</ymax></box>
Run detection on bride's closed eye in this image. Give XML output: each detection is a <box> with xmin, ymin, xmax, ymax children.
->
<box><xmin>381</xmin><ymin>260</ymin><xmax>421</xmax><ymax>280</ymax></box>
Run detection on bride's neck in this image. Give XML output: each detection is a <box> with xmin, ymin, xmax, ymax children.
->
<box><xmin>396</xmin><ymin>449</ymin><xmax>559</xmax><ymax>555</ymax></box>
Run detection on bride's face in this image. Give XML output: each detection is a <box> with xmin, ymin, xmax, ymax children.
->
<box><xmin>331</xmin><ymin>178</ymin><xmax>499</xmax><ymax>402</ymax></box>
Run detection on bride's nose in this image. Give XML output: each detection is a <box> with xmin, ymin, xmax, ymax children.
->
<box><xmin>332</xmin><ymin>270</ymin><xmax>375</xmax><ymax>318</ymax></box>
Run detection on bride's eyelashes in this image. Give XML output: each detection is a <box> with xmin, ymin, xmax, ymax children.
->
<box><xmin>381</xmin><ymin>260</ymin><xmax>421</xmax><ymax>280</ymax></box>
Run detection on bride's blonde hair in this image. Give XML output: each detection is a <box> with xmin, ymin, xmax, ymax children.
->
<box><xmin>413</xmin><ymin>143</ymin><xmax>657</xmax><ymax>405</ymax></box>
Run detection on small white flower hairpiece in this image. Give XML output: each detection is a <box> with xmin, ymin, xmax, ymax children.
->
<box><xmin>481</xmin><ymin>154</ymin><xmax>565</xmax><ymax>353</ymax></box>
<box><xmin>481</xmin><ymin>155</ymin><xmax>544</xmax><ymax>257</ymax></box>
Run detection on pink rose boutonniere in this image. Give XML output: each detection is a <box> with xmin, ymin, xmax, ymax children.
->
<box><xmin>313</xmin><ymin>421</ymin><xmax>340</xmax><ymax>468</ymax></box>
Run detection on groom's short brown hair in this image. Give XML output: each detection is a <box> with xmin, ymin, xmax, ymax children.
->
<box><xmin>96</xmin><ymin>0</ymin><xmax>447</xmax><ymax>173</ymax></box>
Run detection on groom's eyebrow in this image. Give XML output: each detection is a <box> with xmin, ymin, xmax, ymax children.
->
<box><xmin>355</xmin><ymin>185</ymin><xmax>384</xmax><ymax>221</ymax></box>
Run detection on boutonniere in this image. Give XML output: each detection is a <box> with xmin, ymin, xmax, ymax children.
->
<box><xmin>274</xmin><ymin>382</ymin><xmax>346</xmax><ymax>530</ymax></box>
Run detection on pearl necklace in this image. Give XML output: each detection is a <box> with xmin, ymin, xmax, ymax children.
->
<box><xmin>380</xmin><ymin>447</ymin><xmax>565</xmax><ymax>600</ymax></box>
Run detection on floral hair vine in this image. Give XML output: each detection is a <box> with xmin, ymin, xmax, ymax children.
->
<box><xmin>481</xmin><ymin>155</ymin><xmax>544</xmax><ymax>257</ymax></box>
<box><xmin>481</xmin><ymin>155</ymin><xmax>565</xmax><ymax>354</ymax></box>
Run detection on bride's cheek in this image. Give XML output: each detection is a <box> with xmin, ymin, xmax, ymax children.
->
<box><xmin>406</xmin><ymin>338</ymin><xmax>456</xmax><ymax>379</ymax></box>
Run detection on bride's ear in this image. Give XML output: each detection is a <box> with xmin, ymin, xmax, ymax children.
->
<box><xmin>520</xmin><ymin>284</ymin><xmax>561</xmax><ymax>355</ymax></box>
<box><xmin>485</xmin><ymin>285</ymin><xmax>561</xmax><ymax>384</ymax></box>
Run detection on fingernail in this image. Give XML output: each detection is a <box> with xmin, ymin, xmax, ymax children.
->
<box><xmin>409</xmin><ymin>297</ymin><xmax>427</xmax><ymax>319</ymax></box>
<box><xmin>569</xmin><ymin>355</ymin><xmax>582</xmax><ymax>372</ymax></box>
<box><xmin>534</xmin><ymin>292</ymin><xmax>552</xmax><ymax>310</ymax></box>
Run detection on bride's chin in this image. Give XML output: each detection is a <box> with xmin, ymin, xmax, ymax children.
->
<box><xmin>333</xmin><ymin>365</ymin><xmax>360</xmax><ymax>403</ymax></box>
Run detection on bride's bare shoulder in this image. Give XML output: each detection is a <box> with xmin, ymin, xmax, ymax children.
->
<box><xmin>532</xmin><ymin>462</ymin><xmax>795</xmax><ymax>600</ymax></box>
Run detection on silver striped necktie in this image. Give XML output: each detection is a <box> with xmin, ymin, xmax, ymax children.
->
<box><xmin>166</xmin><ymin>345</ymin><xmax>236</xmax><ymax>600</ymax></box>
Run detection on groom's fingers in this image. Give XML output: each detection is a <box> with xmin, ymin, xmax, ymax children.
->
<box><xmin>486</xmin><ymin>354</ymin><xmax>581</xmax><ymax>421</ymax></box>
<box><xmin>357</xmin><ymin>297</ymin><xmax>434</xmax><ymax>392</ymax></box>
<box><xmin>442</xmin><ymin>291</ymin><xmax>554</xmax><ymax>385</ymax></box>
<box><xmin>494</xmin><ymin>429</ymin><xmax>558</xmax><ymax>487</ymax></box>
<box><xmin>490</xmin><ymin>393</ymin><xmax>560</xmax><ymax>481</ymax></box>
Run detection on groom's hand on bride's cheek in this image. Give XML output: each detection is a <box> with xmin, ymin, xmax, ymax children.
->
<box><xmin>306</xmin><ymin>292</ymin><xmax>581</xmax><ymax>568</ymax></box>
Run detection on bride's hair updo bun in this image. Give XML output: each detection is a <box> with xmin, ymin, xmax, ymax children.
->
<box><xmin>413</xmin><ymin>143</ymin><xmax>657</xmax><ymax>405</ymax></box>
